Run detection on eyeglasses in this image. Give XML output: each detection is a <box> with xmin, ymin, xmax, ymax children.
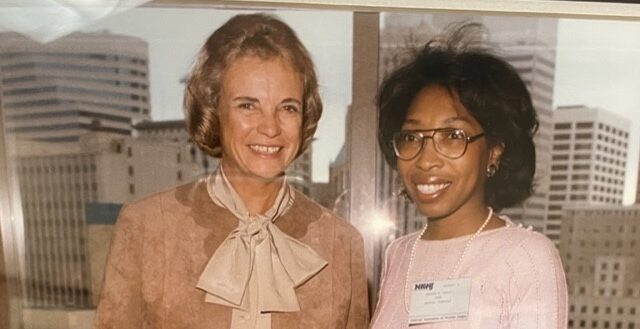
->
<box><xmin>392</xmin><ymin>128</ymin><xmax>485</xmax><ymax>160</ymax></box>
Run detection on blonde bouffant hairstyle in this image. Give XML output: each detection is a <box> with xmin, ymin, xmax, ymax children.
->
<box><xmin>183</xmin><ymin>13</ymin><xmax>323</xmax><ymax>158</ymax></box>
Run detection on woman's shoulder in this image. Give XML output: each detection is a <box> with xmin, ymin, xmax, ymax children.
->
<box><xmin>119</xmin><ymin>179</ymin><xmax>206</xmax><ymax>217</ymax></box>
<box><xmin>498</xmin><ymin>221</ymin><xmax>557</xmax><ymax>251</ymax></box>
<box><xmin>490</xmin><ymin>220</ymin><xmax>563</xmax><ymax>269</ymax></box>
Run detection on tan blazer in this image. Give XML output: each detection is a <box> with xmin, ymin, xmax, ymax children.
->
<box><xmin>93</xmin><ymin>179</ymin><xmax>369</xmax><ymax>328</ymax></box>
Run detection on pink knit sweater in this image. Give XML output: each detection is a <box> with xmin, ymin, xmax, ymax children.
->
<box><xmin>370</xmin><ymin>218</ymin><xmax>568</xmax><ymax>329</ymax></box>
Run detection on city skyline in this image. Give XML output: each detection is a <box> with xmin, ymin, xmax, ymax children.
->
<box><xmin>72</xmin><ymin>7</ymin><xmax>640</xmax><ymax>204</ymax></box>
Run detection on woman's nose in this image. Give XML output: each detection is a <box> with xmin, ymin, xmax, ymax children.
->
<box><xmin>256</xmin><ymin>111</ymin><xmax>281</xmax><ymax>137</ymax></box>
<box><xmin>414</xmin><ymin>138</ymin><xmax>443</xmax><ymax>170</ymax></box>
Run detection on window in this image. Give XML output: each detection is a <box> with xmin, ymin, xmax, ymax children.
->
<box><xmin>573</xmin><ymin>164</ymin><xmax>590</xmax><ymax>170</ymax></box>
<box><xmin>571</xmin><ymin>184</ymin><xmax>588</xmax><ymax>191</ymax></box>
<box><xmin>574</xmin><ymin>154</ymin><xmax>590</xmax><ymax>160</ymax></box>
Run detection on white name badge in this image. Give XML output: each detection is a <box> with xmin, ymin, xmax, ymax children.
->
<box><xmin>408</xmin><ymin>277</ymin><xmax>471</xmax><ymax>325</ymax></box>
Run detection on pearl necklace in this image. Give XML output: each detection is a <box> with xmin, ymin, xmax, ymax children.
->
<box><xmin>403</xmin><ymin>207</ymin><xmax>494</xmax><ymax>313</ymax></box>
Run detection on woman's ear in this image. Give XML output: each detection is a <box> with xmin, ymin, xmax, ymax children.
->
<box><xmin>489</xmin><ymin>141</ymin><xmax>505</xmax><ymax>167</ymax></box>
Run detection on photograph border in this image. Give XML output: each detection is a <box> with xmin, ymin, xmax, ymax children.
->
<box><xmin>1</xmin><ymin>0</ymin><xmax>639</xmax><ymax>327</ymax></box>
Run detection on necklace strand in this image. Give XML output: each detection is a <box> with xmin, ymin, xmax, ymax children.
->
<box><xmin>403</xmin><ymin>207</ymin><xmax>494</xmax><ymax>313</ymax></box>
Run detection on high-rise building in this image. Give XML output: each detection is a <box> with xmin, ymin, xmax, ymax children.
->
<box><xmin>548</xmin><ymin>105</ymin><xmax>629</xmax><ymax>243</ymax></box>
<box><xmin>560</xmin><ymin>204</ymin><xmax>640</xmax><ymax>328</ymax></box>
<box><xmin>287</xmin><ymin>145</ymin><xmax>313</xmax><ymax>196</ymax></box>
<box><xmin>328</xmin><ymin>104</ymin><xmax>355</xmax><ymax>219</ymax></box>
<box><xmin>14</xmin><ymin>132</ymin><xmax>203</xmax><ymax>309</ymax></box>
<box><xmin>329</xmin><ymin>145</ymin><xmax>349</xmax><ymax>218</ymax></box>
<box><xmin>487</xmin><ymin>18</ymin><xmax>556</xmax><ymax>234</ymax></box>
<box><xmin>0</xmin><ymin>32</ymin><xmax>150</xmax><ymax>142</ymax></box>
<box><xmin>134</xmin><ymin>120</ymin><xmax>216</xmax><ymax>176</ymax></box>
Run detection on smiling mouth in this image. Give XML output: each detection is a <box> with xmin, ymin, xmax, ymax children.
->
<box><xmin>249</xmin><ymin>144</ymin><xmax>282</xmax><ymax>155</ymax></box>
<box><xmin>416</xmin><ymin>183</ymin><xmax>450</xmax><ymax>195</ymax></box>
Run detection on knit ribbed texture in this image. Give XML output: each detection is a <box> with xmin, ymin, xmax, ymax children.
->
<box><xmin>371</xmin><ymin>217</ymin><xmax>568</xmax><ymax>329</ymax></box>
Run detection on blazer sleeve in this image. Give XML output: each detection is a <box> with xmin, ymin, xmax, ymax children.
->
<box><xmin>346</xmin><ymin>232</ymin><xmax>370</xmax><ymax>329</ymax></box>
<box><xmin>507</xmin><ymin>234</ymin><xmax>568</xmax><ymax>329</ymax></box>
<box><xmin>93</xmin><ymin>204</ymin><xmax>144</xmax><ymax>329</ymax></box>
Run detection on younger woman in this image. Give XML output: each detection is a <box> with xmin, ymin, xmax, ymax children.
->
<box><xmin>370</xmin><ymin>26</ymin><xmax>567</xmax><ymax>328</ymax></box>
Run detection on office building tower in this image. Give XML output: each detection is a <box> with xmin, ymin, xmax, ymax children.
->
<box><xmin>487</xmin><ymin>17</ymin><xmax>556</xmax><ymax>234</ymax></box>
<box><xmin>548</xmin><ymin>105</ymin><xmax>629</xmax><ymax>243</ymax></box>
<box><xmin>560</xmin><ymin>204</ymin><xmax>640</xmax><ymax>328</ymax></box>
<box><xmin>0</xmin><ymin>32</ymin><xmax>150</xmax><ymax>142</ymax></box>
<box><xmin>14</xmin><ymin>132</ymin><xmax>202</xmax><ymax>309</ymax></box>
<box><xmin>134</xmin><ymin>120</ymin><xmax>217</xmax><ymax>176</ymax></box>
<box><xmin>288</xmin><ymin>145</ymin><xmax>313</xmax><ymax>196</ymax></box>
<box><xmin>329</xmin><ymin>145</ymin><xmax>349</xmax><ymax>218</ymax></box>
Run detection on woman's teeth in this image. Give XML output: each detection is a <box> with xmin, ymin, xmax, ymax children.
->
<box><xmin>416</xmin><ymin>183</ymin><xmax>449</xmax><ymax>194</ymax></box>
<box><xmin>250</xmin><ymin>145</ymin><xmax>281</xmax><ymax>154</ymax></box>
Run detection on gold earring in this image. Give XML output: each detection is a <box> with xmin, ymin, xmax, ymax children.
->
<box><xmin>487</xmin><ymin>164</ymin><xmax>498</xmax><ymax>177</ymax></box>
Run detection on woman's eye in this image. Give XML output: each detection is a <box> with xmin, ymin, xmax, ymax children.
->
<box><xmin>402</xmin><ymin>133</ymin><xmax>420</xmax><ymax>142</ymax></box>
<box><xmin>238</xmin><ymin>103</ymin><xmax>255</xmax><ymax>110</ymax></box>
<box><xmin>446</xmin><ymin>130</ymin><xmax>466</xmax><ymax>139</ymax></box>
<box><xmin>282</xmin><ymin>105</ymin><xmax>300</xmax><ymax>113</ymax></box>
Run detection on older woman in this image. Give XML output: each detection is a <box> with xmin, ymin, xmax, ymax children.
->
<box><xmin>94</xmin><ymin>14</ymin><xmax>368</xmax><ymax>329</ymax></box>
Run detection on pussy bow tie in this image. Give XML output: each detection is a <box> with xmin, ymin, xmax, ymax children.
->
<box><xmin>196</xmin><ymin>168</ymin><xmax>328</xmax><ymax>313</ymax></box>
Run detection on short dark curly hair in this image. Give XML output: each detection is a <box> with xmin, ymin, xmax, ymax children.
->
<box><xmin>377</xmin><ymin>24</ymin><xmax>539</xmax><ymax>211</ymax></box>
<box><xmin>184</xmin><ymin>13</ymin><xmax>322</xmax><ymax>158</ymax></box>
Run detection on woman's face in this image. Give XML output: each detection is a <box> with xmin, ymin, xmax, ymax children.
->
<box><xmin>218</xmin><ymin>55</ymin><xmax>303</xmax><ymax>183</ymax></box>
<box><xmin>396</xmin><ymin>84</ymin><xmax>501</xmax><ymax>220</ymax></box>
